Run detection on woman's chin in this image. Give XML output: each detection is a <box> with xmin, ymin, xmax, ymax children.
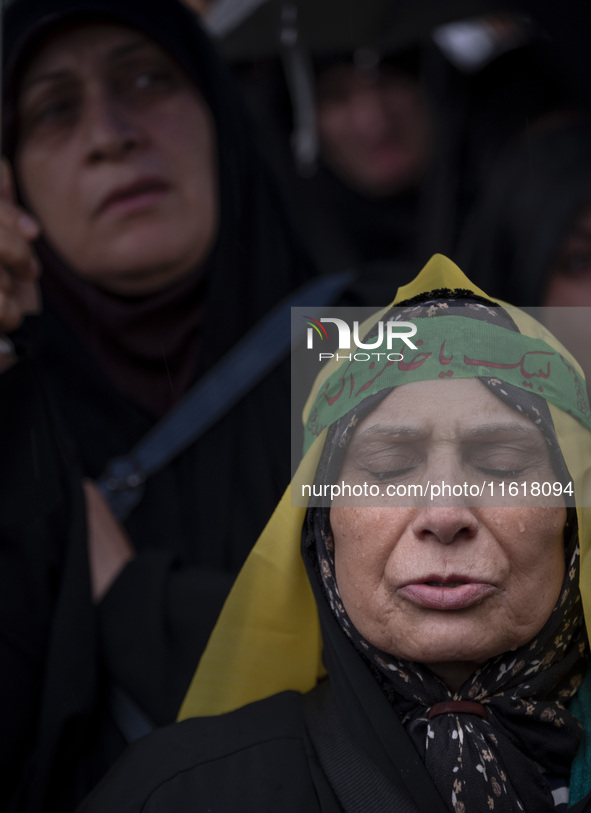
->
<box><xmin>374</xmin><ymin>610</ymin><xmax>518</xmax><ymax>674</ymax></box>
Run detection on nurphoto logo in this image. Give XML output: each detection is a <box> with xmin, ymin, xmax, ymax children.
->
<box><xmin>303</xmin><ymin>316</ymin><xmax>418</xmax><ymax>362</ymax></box>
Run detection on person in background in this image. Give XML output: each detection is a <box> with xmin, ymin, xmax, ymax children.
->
<box><xmin>308</xmin><ymin>30</ymin><xmax>571</xmax><ymax>282</ymax></box>
<box><xmin>225</xmin><ymin>8</ymin><xmax>573</xmax><ymax>308</ymax></box>
<box><xmin>458</xmin><ymin>115</ymin><xmax>591</xmax><ymax>390</ymax></box>
<box><xmin>315</xmin><ymin>52</ymin><xmax>432</xmax><ymax>198</ymax></box>
<box><xmin>311</xmin><ymin>47</ymin><xmax>433</xmax><ymax>271</ymax></box>
<box><xmin>0</xmin><ymin>0</ymin><xmax>324</xmax><ymax>808</ymax></box>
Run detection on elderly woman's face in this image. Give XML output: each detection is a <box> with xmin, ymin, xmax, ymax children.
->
<box><xmin>16</xmin><ymin>23</ymin><xmax>217</xmax><ymax>295</ymax></box>
<box><xmin>330</xmin><ymin>379</ymin><xmax>566</xmax><ymax>688</ymax></box>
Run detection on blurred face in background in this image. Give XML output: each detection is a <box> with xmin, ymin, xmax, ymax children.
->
<box><xmin>16</xmin><ymin>22</ymin><xmax>218</xmax><ymax>296</ymax></box>
<box><xmin>546</xmin><ymin>205</ymin><xmax>591</xmax><ymax>306</ymax></box>
<box><xmin>315</xmin><ymin>61</ymin><xmax>433</xmax><ymax>197</ymax></box>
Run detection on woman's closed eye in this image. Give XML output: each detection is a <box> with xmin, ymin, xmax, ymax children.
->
<box><xmin>344</xmin><ymin>448</ymin><xmax>423</xmax><ymax>483</ymax></box>
<box><xmin>364</xmin><ymin>462</ymin><xmax>420</xmax><ymax>481</ymax></box>
<box><xmin>475</xmin><ymin>465</ymin><xmax>526</xmax><ymax>479</ymax></box>
<box><xmin>469</xmin><ymin>448</ymin><xmax>532</xmax><ymax>480</ymax></box>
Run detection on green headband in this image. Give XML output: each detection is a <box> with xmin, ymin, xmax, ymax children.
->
<box><xmin>304</xmin><ymin>314</ymin><xmax>591</xmax><ymax>454</ymax></box>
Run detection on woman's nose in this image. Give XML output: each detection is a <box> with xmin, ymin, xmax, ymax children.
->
<box><xmin>349</xmin><ymin>82</ymin><xmax>389</xmax><ymax>135</ymax></box>
<box><xmin>83</xmin><ymin>89</ymin><xmax>141</xmax><ymax>163</ymax></box>
<box><xmin>410</xmin><ymin>506</ymin><xmax>479</xmax><ymax>545</ymax></box>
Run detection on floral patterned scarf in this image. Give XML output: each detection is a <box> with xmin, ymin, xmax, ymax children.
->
<box><xmin>310</xmin><ymin>501</ymin><xmax>586</xmax><ymax>812</ymax></box>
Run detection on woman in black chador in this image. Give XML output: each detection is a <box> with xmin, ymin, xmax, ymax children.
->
<box><xmin>0</xmin><ymin>0</ymin><xmax>321</xmax><ymax>808</ymax></box>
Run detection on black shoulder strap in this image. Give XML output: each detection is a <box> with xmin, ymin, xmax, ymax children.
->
<box><xmin>302</xmin><ymin>681</ymin><xmax>421</xmax><ymax>813</ymax></box>
<box><xmin>97</xmin><ymin>271</ymin><xmax>353</xmax><ymax>520</ymax></box>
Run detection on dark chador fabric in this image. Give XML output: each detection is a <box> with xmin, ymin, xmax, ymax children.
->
<box><xmin>6</xmin><ymin>0</ymin><xmax>314</xmax><ymax>708</ymax></box>
<box><xmin>2</xmin><ymin>0</ymin><xmax>320</xmax><ymax>809</ymax></box>
<box><xmin>0</xmin><ymin>359</ymin><xmax>118</xmax><ymax>813</ymax></box>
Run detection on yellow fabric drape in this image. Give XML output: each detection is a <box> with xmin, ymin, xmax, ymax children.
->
<box><xmin>179</xmin><ymin>254</ymin><xmax>591</xmax><ymax>720</ymax></box>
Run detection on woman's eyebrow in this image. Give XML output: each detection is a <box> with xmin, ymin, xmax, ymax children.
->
<box><xmin>21</xmin><ymin>69</ymin><xmax>73</xmax><ymax>93</ymax></box>
<box><xmin>465</xmin><ymin>423</ymin><xmax>544</xmax><ymax>440</ymax></box>
<box><xmin>354</xmin><ymin>425</ymin><xmax>426</xmax><ymax>441</ymax></box>
<box><xmin>354</xmin><ymin>422</ymin><xmax>544</xmax><ymax>443</ymax></box>
<box><xmin>21</xmin><ymin>40</ymin><xmax>158</xmax><ymax>94</ymax></box>
<box><xmin>107</xmin><ymin>39</ymin><xmax>159</xmax><ymax>62</ymax></box>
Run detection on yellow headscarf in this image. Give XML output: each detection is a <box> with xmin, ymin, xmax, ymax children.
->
<box><xmin>179</xmin><ymin>254</ymin><xmax>591</xmax><ymax>720</ymax></box>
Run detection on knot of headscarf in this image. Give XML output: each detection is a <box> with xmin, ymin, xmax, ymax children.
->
<box><xmin>310</xmin><ymin>504</ymin><xmax>587</xmax><ymax>813</ymax></box>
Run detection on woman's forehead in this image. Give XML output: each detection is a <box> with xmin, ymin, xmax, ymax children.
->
<box><xmin>351</xmin><ymin>378</ymin><xmax>544</xmax><ymax>441</ymax></box>
<box><xmin>19</xmin><ymin>22</ymin><xmax>161</xmax><ymax>88</ymax></box>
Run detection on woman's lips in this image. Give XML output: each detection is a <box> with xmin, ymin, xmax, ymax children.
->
<box><xmin>398</xmin><ymin>580</ymin><xmax>495</xmax><ymax>610</ymax></box>
<box><xmin>96</xmin><ymin>179</ymin><xmax>170</xmax><ymax>218</ymax></box>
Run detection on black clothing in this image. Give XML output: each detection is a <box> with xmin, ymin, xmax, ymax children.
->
<box><xmin>29</xmin><ymin>306</ymin><xmax>293</xmax><ymax>724</ymax></box>
<box><xmin>0</xmin><ymin>359</ymin><xmax>120</xmax><ymax>813</ymax></box>
<box><xmin>77</xmin><ymin>684</ymin><xmax>441</xmax><ymax>813</ymax></box>
<box><xmin>77</xmin><ymin>692</ymin><xmax>335</xmax><ymax>813</ymax></box>
<box><xmin>6</xmin><ymin>0</ymin><xmax>313</xmax><ymax>721</ymax></box>
<box><xmin>2</xmin><ymin>0</ymin><xmax>324</xmax><ymax>810</ymax></box>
